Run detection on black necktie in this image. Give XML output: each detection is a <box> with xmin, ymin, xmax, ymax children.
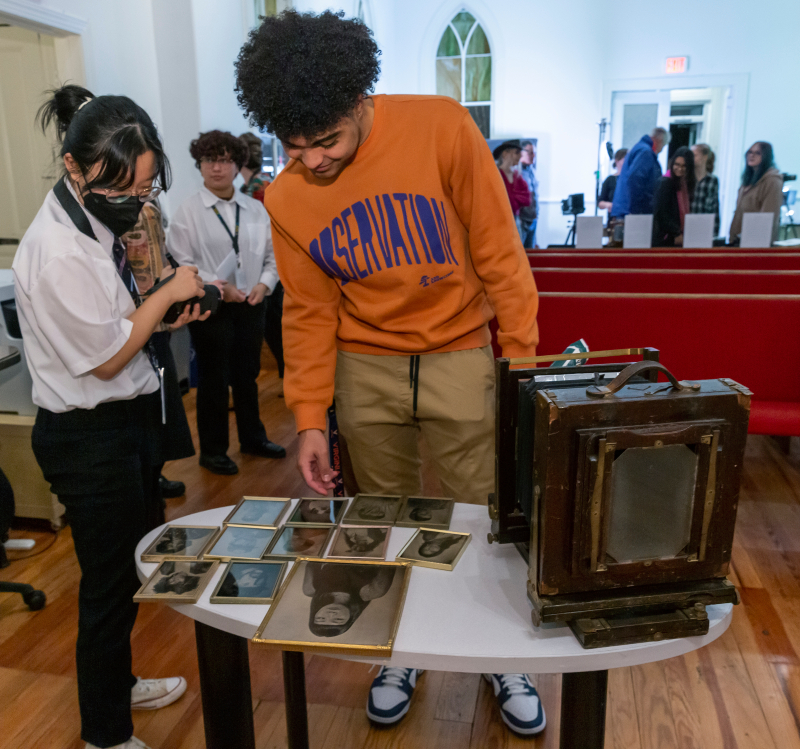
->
<box><xmin>112</xmin><ymin>236</ymin><xmax>140</xmax><ymax>304</ymax></box>
<box><xmin>112</xmin><ymin>236</ymin><xmax>160</xmax><ymax>377</ymax></box>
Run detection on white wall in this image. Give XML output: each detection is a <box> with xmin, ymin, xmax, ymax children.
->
<box><xmin>191</xmin><ymin>0</ymin><xmax>252</xmax><ymax>135</ymax></box>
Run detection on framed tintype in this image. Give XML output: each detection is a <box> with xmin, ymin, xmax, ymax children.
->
<box><xmin>204</xmin><ymin>524</ymin><xmax>276</xmax><ymax>561</ymax></box>
<box><xmin>223</xmin><ymin>496</ymin><xmax>290</xmax><ymax>527</ymax></box>
<box><xmin>397</xmin><ymin>528</ymin><xmax>471</xmax><ymax>571</ymax></box>
<box><xmin>327</xmin><ymin>525</ymin><xmax>391</xmax><ymax>560</ymax></box>
<box><xmin>140</xmin><ymin>525</ymin><xmax>220</xmax><ymax>562</ymax></box>
<box><xmin>287</xmin><ymin>498</ymin><xmax>348</xmax><ymax>525</ymax></box>
<box><xmin>134</xmin><ymin>560</ymin><xmax>218</xmax><ymax>603</ymax></box>
<box><xmin>396</xmin><ymin>497</ymin><xmax>454</xmax><ymax>530</ymax></box>
<box><xmin>264</xmin><ymin>524</ymin><xmax>333</xmax><ymax>559</ymax></box>
<box><xmin>209</xmin><ymin>560</ymin><xmax>288</xmax><ymax>604</ymax></box>
<box><xmin>342</xmin><ymin>494</ymin><xmax>402</xmax><ymax>526</ymax></box>
<box><xmin>252</xmin><ymin>558</ymin><xmax>412</xmax><ymax>657</ymax></box>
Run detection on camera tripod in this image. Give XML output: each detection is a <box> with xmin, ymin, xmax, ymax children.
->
<box><xmin>564</xmin><ymin>213</ymin><xmax>581</xmax><ymax>246</ymax></box>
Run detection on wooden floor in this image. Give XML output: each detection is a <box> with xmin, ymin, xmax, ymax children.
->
<box><xmin>3</xmin><ymin>353</ymin><xmax>800</xmax><ymax>748</ymax></box>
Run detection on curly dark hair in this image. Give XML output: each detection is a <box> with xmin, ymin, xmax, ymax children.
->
<box><xmin>235</xmin><ymin>10</ymin><xmax>381</xmax><ymax>139</ymax></box>
<box><xmin>189</xmin><ymin>130</ymin><xmax>248</xmax><ymax>169</ymax></box>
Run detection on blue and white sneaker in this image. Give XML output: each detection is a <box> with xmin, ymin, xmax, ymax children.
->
<box><xmin>366</xmin><ymin>667</ymin><xmax>424</xmax><ymax>725</ymax></box>
<box><xmin>483</xmin><ymin>673</ymin><xmax>546</xmax><ymax>735</ymax></box>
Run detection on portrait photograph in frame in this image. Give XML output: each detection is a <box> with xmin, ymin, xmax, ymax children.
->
<box><xmin>140</xmin><ymin>525</ymin><xmax>220</xmax><ymax>563</ymax></box>
<box><xmin>223</xmin><ymin>496</ymin><xmax>290</xmax><ymax>527</ymax></box>
<box><xmin>209</xmin><ymin>560</ymin><xmax>288</xmax><ymax>604</ymax></box>
<box><xmin>342</xmin><ymin>494</ymin><xmax>403</xmax><ymax>526</ymax></box>
<box><xmin>396</xmin><ymin>497</ymin><xmax>455</xmax><ymax>530</ymax></box>
<box><xmin>396</xmin><ymin>528</ymin><xmax>471</xmax><ymax>571</ymax></box>
<box><xmin>204</xmin><ymin>525</ymin><xmax>276</xmax><ymax>561</ymax></box>
<box><xmin>265</xmin><ymin>525</ymin><xmax>333</xmax><ymax>559</ymax></box>
<box><xmin>327</xmin><ymin>525</ymin><xmax>391</xmax><ymax>561</ymax></box>
<box><xmin>134</xmin><ymin>560</ymin><xmax>218</xmax><ymax>603</ymax></box>
<box><xmin>252</xmin><ymin>558</ymin><xmax>412</xmax><ymax>657</ymax></box>
<box><xmin>287</xmin><ymin>498</ymin><xmax>348</xmax><ymax>525</ymax></box>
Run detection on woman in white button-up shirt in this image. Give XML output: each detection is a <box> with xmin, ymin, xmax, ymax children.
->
<box><xmin>13</xmin><ymin>84</ymin><xmax>207</xmax><ymax>749</ymax></box>
<box><xmin>169</xmin><ymin>130</ymin><xmax>284</xmax><ymax>475</ymax></box>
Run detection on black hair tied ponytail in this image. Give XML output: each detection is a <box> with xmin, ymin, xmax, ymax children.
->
<box><xmin>37</xmin><ymin>83</ymin><xmax>171</xmax><ymax>193</ymax></box>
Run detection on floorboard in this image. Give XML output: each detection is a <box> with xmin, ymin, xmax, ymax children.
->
<box><xmin>2</xmin><ymin>356</ymin><xmax>800</xmax><ymax>747</ymax></box>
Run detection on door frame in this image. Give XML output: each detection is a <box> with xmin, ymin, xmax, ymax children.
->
<box><xmin>603</xmin><ymin>73</ymin><xmax>750</xmax><ymax>239</ymax></box>
<box><xmin>0</xmin><ymin>1</ymin><xmax>87</xmax><ymax>85</ymax></box>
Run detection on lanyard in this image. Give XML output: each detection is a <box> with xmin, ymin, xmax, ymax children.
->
<box><xmin>212</xmin><ymin>203</ymin><xmax>241</xmax><ymax>265</ymax></box>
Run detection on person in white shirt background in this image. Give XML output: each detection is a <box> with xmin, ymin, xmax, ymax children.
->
<box><xmin>168</xmin><ymin>130</ymin><xmax>284</xmax><ymax>475</ymax></box>
<box><xmin>13</xmin><ymin>84</ymin><xmax>209</xmax><ymax>749</ymax></box>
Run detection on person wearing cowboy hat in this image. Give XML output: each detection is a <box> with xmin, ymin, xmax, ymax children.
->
<box><xmin>494</xmin><ymin>139</ymin><xmax>531</xmax><ymax>218</ymax></box>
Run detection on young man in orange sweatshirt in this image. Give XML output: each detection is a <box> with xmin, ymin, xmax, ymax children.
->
<box><xmin>236</xmin><ymin>10</ymin><xmax>544</xmax><ymax>736</ymax></box>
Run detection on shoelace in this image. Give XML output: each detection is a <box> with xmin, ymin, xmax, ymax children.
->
<box><xmin>133</xmin><ymin>678</ymin><xmax>162</xmax><ymax>694</ymax></box>
<box><xmin>379</xmin><ymin>667</ymin><xmax>414</xmax><ymax>688</ymax></box>
<box><xmin>495</xmin><ymin>673</ymin><xmax>534</xmax><ymax>695</ymax></box>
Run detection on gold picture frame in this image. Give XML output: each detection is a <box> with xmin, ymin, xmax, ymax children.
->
<box><xmin>252</xmin><ymin>558</ymin><xmax>412</xmax><ymax>657</ymax></box>
<box><xmin>342</xmin><ymin>494</ymin><xmax>403</xmax><ymax>526</ymax></box>
<box><xmin>140</xmin><ymin>525</ymin><xmax>221</xmax><ymax>563</ymax></box>
<box><xmin>395</xmin><ymin>497</ymin><xmax>455</xmax><ymax>530</ymax></box>
<box><xmin>209</xmin><ymin>560</ymin><xmax>288</xmax><ymax>604</ymax></box>
<box><xmin>223</xmin><ymin>496</ymin><xmax>291</xmax><ymax>527</ymax></box>
<box><xmin>134</xmin><ymin>559</ymin><xmax>219</xmax><ymax>603</ymax></box>
<box><xmin>396</xmin><ymin>528</ymin><xmax>471</xmax><ymax>571</ymax></box>
<box><xmin>286</xmin><ymin>498</ymin><xmax>348</xmax><ymax>525</ymax></box>
<box><xmin>204</xmin><ymin>524</ymin><xmax>277</xmax><ymax>561</ymax></box>
<box><xmin>327</xmin><ymin>525</ymin><xmax>391</xmax><ymax>561</ymax></box>
<box><xmin>264</xmin><ymin>524</ymin><xmax>334</xmax><ymax>559</ymax></box>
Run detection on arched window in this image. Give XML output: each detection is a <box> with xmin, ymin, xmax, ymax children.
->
<box><xmin>436</xmin><ymin>11</ymin><xmax>491</xmax><ymax>136</ymax></box>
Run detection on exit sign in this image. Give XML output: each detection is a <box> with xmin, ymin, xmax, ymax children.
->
<box><xmin>666</xmin><ymin>56</ymin><xmax>688</xmax><ymax>74</ymax></box>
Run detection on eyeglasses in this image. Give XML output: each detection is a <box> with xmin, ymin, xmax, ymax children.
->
<box><xmin>747</xmin><ymin>149</ymin><xmax>762</xmax><ymax>156</ymax></box>
<box><xmin>90</xmin><ymin>186</ymin><xmax>163</xmax><ymax>204</ymax></box>
<box><xmin>201</xmin><ymin>157</ymin><xmax>235</xmax><ymax>166</ymax></box>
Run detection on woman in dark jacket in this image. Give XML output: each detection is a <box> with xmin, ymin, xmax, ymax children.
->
<box><xmin>652</xmin><ymin>146</ymin><xmax>696</xmax><ymax>247</ymax></box>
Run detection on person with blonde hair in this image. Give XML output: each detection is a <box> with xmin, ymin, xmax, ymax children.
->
<box><xmin>691</xmin><ymin>143</ymin><xmax>720</xmax><ymax>236</ymax></box>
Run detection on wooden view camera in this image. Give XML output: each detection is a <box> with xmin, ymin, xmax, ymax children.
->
<box><xmin>489</xmin><ymin>348</ymin><xmax>748</xmax><ymax>648</ymax></box>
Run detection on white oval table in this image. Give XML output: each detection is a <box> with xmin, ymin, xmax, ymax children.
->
<box><xmin>136</xmin><ymin>502</ymin><xmax>733</xmax><ymax>749</ymax></box>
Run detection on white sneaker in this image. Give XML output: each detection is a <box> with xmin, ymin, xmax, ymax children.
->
<box><xmin>366</xmin><ymin>667</ymin><xmax>424</xmax><ymax>725</ymax></box>
<box><xmin>483</xmin><ymin>673</ymin><xmax>546</xmax><ymax>735</ymax></box>
<box><xmin>85</xmin><ymin>737</ymin><xmax>153</xmax><ymax>749</ymax></box>
<box><xmin>131</xmin><ymin>676</ymin><xmax>187</xmax><ymax>710</ymax></box>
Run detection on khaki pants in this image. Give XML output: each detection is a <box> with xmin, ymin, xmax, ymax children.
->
<box><xmin>334</xmin><ymin>347</ymin><xmax>495</xmax><ymax>505</ymax></box>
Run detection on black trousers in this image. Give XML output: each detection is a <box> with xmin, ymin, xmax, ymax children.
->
<box><xmin>189</xmin><ymin>299</ymin><xmax>268</xmax><ymax>456</ymax></box>
<box><xmin>32</xmin><ymin>392</ymin><xmax>162</xmax><ymax>748</ymax></box>
<box><xmin>264</xmin><ymin>281</ymin><xmax>284</xmax><ymax>378</ymax></box>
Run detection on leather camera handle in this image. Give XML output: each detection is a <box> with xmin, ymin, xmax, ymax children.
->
<box><xmin>586</xmin><ymin>360</ymin><xmax>700</xmax><ymax>398</ymax></box>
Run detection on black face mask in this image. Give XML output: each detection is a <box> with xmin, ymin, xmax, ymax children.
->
<box><xmin>82</xmin><ymin>192</ymin><xmax>145</xmax><ymax>237</ymax></box>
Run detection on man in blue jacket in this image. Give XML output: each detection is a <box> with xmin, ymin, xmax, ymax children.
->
<box><xmin>611</xmin><ymin>127</ymin><xmax>670</xmax><ymax>217</ymax></box>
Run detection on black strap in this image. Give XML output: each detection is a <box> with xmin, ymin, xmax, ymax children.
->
<box><xmin>212</xmin><ymin>203</ymin><xmax>240</xmax><ymax>255</ymax></box>
<box><xmin>409</xmin><ymin>355</ymin><xmax>420</xmax><ymax>417</ymax></box>
<box><xmin>53</xmin><ymin>178</ymin><xmax>98</xmax><ymax>242</ymax></box>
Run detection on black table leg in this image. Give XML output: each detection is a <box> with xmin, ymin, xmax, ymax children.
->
<box><xmin>559</xmin><ymin>669</ymin><xmax>608</xmax><ymax>749</ymax></box>
<box><xmin>283</xmin><ymin>650</ymin><xmax>310</xmax><ymax>749</ymax></box>
<box><xmin>194</xmin><ymin>620</ymin><xmax>256</xmax><ymax>749</ymax></box>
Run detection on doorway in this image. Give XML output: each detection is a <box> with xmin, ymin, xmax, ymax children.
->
<box><xmin>0</xmin><ymin>23</ymin><xmax>83</xmax><ymax>268</ymax></box>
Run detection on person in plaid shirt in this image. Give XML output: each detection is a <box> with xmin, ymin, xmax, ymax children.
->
<box><xmin>691</xmin><ymin>144</ymin><xmax>720</xmax><ymax>236</ymax></box>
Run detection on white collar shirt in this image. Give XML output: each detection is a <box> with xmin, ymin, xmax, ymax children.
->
<box><xmin>11</xmin><ymin>178</ymin><xmax>158</xmax><ymax>412</ymax></box>
<box><xmin>167</xmin><ymin>185</ymin><xmax>278</xmax><ymax>294</ymax></box>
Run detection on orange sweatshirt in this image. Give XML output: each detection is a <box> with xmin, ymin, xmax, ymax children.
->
<box><xmin>265</xmin><ymin>95</ymin><xmax>539</xmax><ymax>432</ymax></box>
